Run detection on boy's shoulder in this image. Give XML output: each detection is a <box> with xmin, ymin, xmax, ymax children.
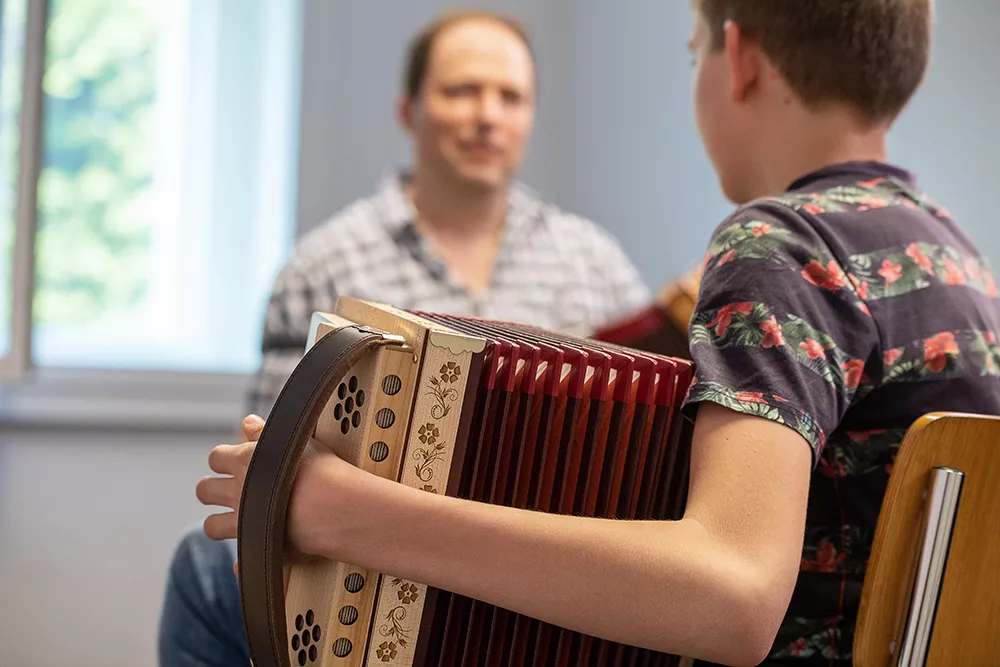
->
<box><xmin>703</xmin><ymin>162</ymin><xmax>960</xmax><ymax>269</ymax></box>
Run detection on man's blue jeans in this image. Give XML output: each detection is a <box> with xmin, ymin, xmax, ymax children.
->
<box><xmin>158</xmin><ymin>525</ymin><xmax>249</xmax><ymax>666</ymax></box>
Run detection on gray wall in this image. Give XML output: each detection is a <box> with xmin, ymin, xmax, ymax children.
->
<box><xmin>0</xmin><ymin>428</ymin><xmax>227</xmax><ymax>667</ymax></box>
<box><xmin>1</xmin><ymin>2</ymin><xmax>997</xmax><ymax>666</ymax></box>
<box><xmin>296</xmin><ymin>0</ymin><xmax>1000</xmax><ymax>289</ymax></box>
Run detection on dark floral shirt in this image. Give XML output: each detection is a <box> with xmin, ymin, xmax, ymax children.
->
<box><xmin>685</xmin><ymin>161</ymin><xmax>1000</xmax><ymax>665</ymax></box>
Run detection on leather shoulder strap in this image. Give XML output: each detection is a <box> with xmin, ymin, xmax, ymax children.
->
<box><xmin>237</xmin><ymin>325</ymin><xmax>393</xmax><ymax>667</ymax></box>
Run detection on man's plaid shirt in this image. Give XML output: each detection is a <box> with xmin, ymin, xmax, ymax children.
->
<box><xmin>246</xmin><ymin>171</ymin><xmax>651</xmax><ymax>416</ymax></box>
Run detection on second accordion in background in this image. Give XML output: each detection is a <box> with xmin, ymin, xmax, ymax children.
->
<box><xmin>237</xmin><ymin>296</ymin><xmax>697</xmax><ymax>667</ymax></box>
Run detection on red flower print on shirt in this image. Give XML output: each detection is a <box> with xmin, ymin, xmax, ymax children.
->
<box><xmin>800</xmin><ymin>541</ymin><xmax>845</xmax><ymax>573</ymax></box>
<box><xmin>819</xmin><ymin>458</ymin><xmax>847</xmax><ymax>479</ymax></box>
<box><xmin>789</xmin><ymin>638</ymin><xmax>809</xmax><ymax>657</ymax></box>
<box><xmin>861</xmin><ymin>197</ymin><xmax>890</xmax><ymax>209</ymax></box>
<box><xmin>849</xmin><ymin>274</ymin><xmax>869</xmax><ymax>299</ymax></box>
<box><xmin>760</xmin><ymin>316</ymin><xmax>785</xmax><ymax>348</ymax></box>
<box><xmin>878</xmin><ymin>259</ymin><xmax>903</xmax><ymax>283</ymax></box>
<box><xmin>706</xmin><ymin>302</ymin><xmax>754</xmax><ymax>337</ymax></box>
<box><xmin>802</xmin><ymin>260</ymin><xmax>848</xmax><ymax>291</ymax></box>
<box><xmin>751</xmin><ymin>222</ymin><xmax>772</xmax><ymax>237</ymax></box>
<box><xmin>799</xmin><ymin>338</ymin><xmax>826</xmax><ymax>360</ymax></box>
<box><xmin>884</xmin><ymin>348</ymin><xmax>903</xmax><ymax>366</ymax></box>
<box><xmin>943</xmin><ymin>258</ymin><xmax>966</xmax><ymax>286</ymax></box>
<box><xmin>905</xmin><ymin>243</ymin><xmax>934</xmax><ymax>274</ymax></box>
<box><xmin>802</xmin><ymin>203</ymin><xmax>825</xmax><ymax>215</ymax></box>
<box><xmin>857</xmin><ymin>177</ymin><xmax>885</xmax><ymax>189</ymax></box>
<box><xmin>735</xmin><ymin>391</ymin><xmax>766</xmax><ymax>404</ymax></box>
<box><xmin>985</xmin><ymin>331</ymin><xmax>996</xmax><ymax>345</ymax></box>
<box><xmin>924</xmin><ymin>332</ymin><xmax>959</xmax><ymax>373</ymax></box>
<box><xmin>842</xmin><ymin>359</ymin><xmax>866</xmax><ymax>389</ymax></box>
<box><xmin>718</xmin><ymin>249</ymin><xmax>737</xmax><ymax>266</ymax></box>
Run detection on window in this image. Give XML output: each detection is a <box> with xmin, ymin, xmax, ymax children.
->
<box><xmin>0</xmin><ymin>0</ymin><xmax>34</xmax><ymax>377</ymax></box>
<box><xmin>0</xmin><ymin>0</ymin><xmax>300</xmax><ymax>383</ymax></box>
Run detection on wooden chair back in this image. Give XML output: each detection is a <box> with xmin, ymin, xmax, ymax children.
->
<box><xmin>855</xmin><ymin>412</ymin><xmax>1000</xmax><ymax>667</ymax></box>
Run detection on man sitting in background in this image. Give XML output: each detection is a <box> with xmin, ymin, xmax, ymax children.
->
<box><xmin>158</xmin><ymin>10</ymin><xmax>649</xmax><ymax>666</ymax></box>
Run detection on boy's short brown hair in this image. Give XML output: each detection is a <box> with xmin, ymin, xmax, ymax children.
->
<box><xmin>403</xmin><ymin>11</ymin><xmax>534</xmax><ymax>99</ymax></box>
<box><xmin>697</xmin><ymin>0</ymin><xmax>932</xmax><ymax>124</ymax></box>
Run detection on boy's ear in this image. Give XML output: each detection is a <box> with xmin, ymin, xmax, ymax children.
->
<box><xmin>723</xmin><ymin>19</ymin><xmax>761</xmax><ymax>104</ymax></box>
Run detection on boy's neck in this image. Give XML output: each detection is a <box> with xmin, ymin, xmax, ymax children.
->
<box><xmin>754</xmin><ymin>105</ymin><xmax>890</xmax><ymax>196</ymax></box>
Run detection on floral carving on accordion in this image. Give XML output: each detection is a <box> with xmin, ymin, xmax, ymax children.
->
<box><xmin>378</xmin><ymin>579</ymin><xmax>419</xmax><ymax>659</ymax></box>
<box><xmin>376</xmin><ymin>641</ymin><xmax>398</xmax><ymax>662</ymax></box>
<box><xmin>427</xmin><ymin>362</ymin><xmax>461</xmax><ymax>419</ymax></box>
<box><xmin>396</xmin><ymin>582</ymin><xmax>420</xmax><ymax>604</ymax></box>
<box><xmin>372</xmin><ymin>358</ymin><xmax>464</xmax><ymax>661</ymax></box>
<box><xmin>414</xmin><ymin>423</ymin><xmax>447</xmax><ymax>484</ymax></box>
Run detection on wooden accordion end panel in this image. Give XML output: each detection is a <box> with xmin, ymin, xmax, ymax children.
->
<box><xmin>241</xmin><ymin>297</ymin><xmax>696</xmax><ymax>667</ymax></box>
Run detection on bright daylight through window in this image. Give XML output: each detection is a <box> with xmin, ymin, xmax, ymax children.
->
<box><xmin>0</xmin><ymin>0</ymin><xmax>299</xmax><ymax>376</ymax></box>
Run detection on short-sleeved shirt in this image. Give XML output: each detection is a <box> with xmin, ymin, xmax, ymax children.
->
<box><xmin>685</xmin><ymin>161</ymin><xmax>1000</xmax><ymax>664</ymax></box>
<box><xmin>246</xmin><ymin>170</ymin><xmax>651</xmax><ymax>416</ymax></box>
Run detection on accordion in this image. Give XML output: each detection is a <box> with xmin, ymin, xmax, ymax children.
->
<box><xmin>238</xmin><ymin>297</ymin><xmax>697</xmax><ymax>667</ymax></box>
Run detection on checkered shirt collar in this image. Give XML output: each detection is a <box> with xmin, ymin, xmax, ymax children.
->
<box><xmin>371</xmin><ymin>169</ymin><xmax>545</xmax><ymax>238</ymax></box>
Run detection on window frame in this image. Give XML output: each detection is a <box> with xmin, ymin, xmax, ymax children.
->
<box><xmin>0</xmin><ymin>0</ymin><xmax>44</xmax><ymax>385</ymax></box>
<box><xmin>0</xmin><ymin>0</ymin><xmax>303</xmax><ymax>433</ymax></box>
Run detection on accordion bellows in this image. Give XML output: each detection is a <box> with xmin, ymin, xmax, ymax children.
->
<box><xmin>238</xmin><ymin>297</ymin><xmax>697</xmax><ymax>667</ymax></box>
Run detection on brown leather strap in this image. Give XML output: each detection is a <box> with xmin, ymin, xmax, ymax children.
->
<box><xmin>237</xmin><ymin>325</ymin><xmax>394</xmax><ymax>667</ymax></box>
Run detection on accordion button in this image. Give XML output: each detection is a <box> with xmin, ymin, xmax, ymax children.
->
<box><xmin>369</xmin><ymin>442</ymin><xmax>390</xmax><ymax>463</ymax></box>
<box><xmin>375</xmin><ymin>409</ymin><xmax>396</xmax><ymax>429</ymax></box>
<box><xmin>382</xmin><ymin>375</ymin><xmax>402</xmax><ymax>396</ymax></box>
<box><xmin>332</xmin><ymin>637</ymin><xmax>353</xmax><ymax>658</ymax></box>
<box><xmin>338</xmin><ymin>605</ymin><xmax>359</xmax><ymax>626</ymax></box>
<box><xmin>344</xmin><ymin>572</ymin><xmax>365</xmax><ymax>593</ymax></box>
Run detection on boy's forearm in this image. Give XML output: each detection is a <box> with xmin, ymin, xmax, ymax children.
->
<box><xmin>325</xmin><ymin>470</ymin><xmax>777</xmax><ymax>666</ymax></box>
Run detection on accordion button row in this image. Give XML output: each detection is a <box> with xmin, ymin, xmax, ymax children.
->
<box><xmin>322</xmin><ymin>373</ymin><xmax>404</xmax><ymax>660</ymax></box>
<box><xmin>326</xmin><ymin>573</ymin><xmax>366</xmax><ymax>660</ymax></box>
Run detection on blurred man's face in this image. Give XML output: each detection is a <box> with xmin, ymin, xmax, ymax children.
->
<box><xmin>402</xmin><ymin>19</ymin><xmax>536</xmax><ymax>192</ymax></box>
